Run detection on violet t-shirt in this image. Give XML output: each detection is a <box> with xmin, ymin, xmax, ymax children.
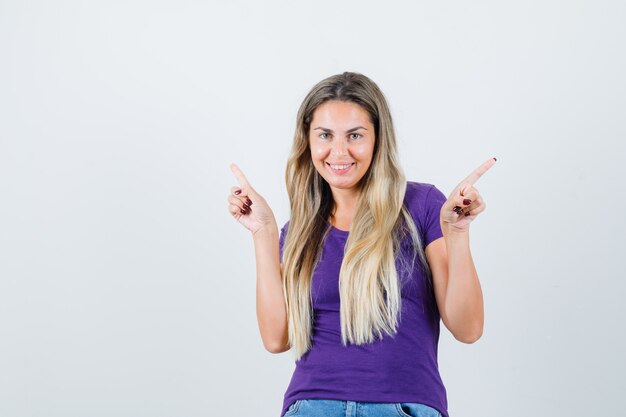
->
<box><xmin>278</xmin><ymin>181</ymin><xmax>449</xmax><ymax>417</ymax></box>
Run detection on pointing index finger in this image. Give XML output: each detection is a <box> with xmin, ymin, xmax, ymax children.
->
<box><xmin>458</xmin><ymin>157</ymin><xmax>497</xmax><ymax>187</ymax></box>
<box><xmin>230</xmin><ymin>163</ymin><xmax>250</xmax><ymax>188</ymax></box>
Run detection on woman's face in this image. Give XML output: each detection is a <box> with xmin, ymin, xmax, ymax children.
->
<box><xmin>308</xmin><ymin>100</ymin><xmax>375</xmax><ymax>195</ymax></box>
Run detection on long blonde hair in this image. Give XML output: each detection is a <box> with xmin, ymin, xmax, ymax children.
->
<box><xmin>281</xmin><ymin>72</ymin><xmax>431</xmax><ymax>361</ymax></box>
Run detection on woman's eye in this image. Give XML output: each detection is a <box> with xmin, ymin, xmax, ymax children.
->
<box><xmin>318</xmin><ymin>133</ymin><xmax>361</xmax><ymax>140</ymax></box>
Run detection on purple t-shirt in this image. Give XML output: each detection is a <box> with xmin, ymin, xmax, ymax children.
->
<box><xmin>278</xmin><ymin>181</ymin><xmax>449</xmax><ymax>417</ymax></box>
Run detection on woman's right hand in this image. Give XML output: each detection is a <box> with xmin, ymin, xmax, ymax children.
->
<box><xmin>228</xmin><ymin>163</ymin><xmax>277</xmax><ymax>235</ymax></box>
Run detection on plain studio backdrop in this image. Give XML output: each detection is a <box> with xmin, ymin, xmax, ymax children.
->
<box><xmin>0</xmin><ymin>1</ymin><xmax>624</xmax><ymax>416</ymax></box>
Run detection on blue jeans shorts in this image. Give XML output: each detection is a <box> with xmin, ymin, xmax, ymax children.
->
<box><xmin>283</xmin><ymin>399</ymin><xmax>443</xmax><ymax>417</ymax></box>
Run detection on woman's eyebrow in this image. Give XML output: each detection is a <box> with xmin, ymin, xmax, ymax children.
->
<box><xmin>313</xmin><ymin>126</ymin><xmax>368</xmax><ymax>133</ymax></box>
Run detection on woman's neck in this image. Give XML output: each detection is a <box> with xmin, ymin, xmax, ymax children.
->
<box><xmin>330</xmin><ymin>188</ymin><xmax>361</xmax><ymax>230</ymax></box>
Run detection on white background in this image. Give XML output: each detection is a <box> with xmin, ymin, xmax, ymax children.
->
<box><xmin>1</xmin><ymin>1</ymin><xmax>624</xmax><ymax>416</ymax></box>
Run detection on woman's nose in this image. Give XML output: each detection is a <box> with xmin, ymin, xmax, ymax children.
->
<box><xmin>330</xmin><ymin>138</ymin><xmax>348</xmax><ymax>156</ymax></box>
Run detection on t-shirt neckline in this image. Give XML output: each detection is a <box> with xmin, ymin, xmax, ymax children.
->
<box><xmin>324</xmin><ymin>219</ymin><xmax>350</xmax><ymax>236</ymax></box>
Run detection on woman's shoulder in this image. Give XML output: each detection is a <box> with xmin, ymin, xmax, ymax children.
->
<box><xmin>279</xmin><ymin>220</ymin><xmax>290</xmax><ymax>237</ymax></box>
<box><xmin>404</xmin><ymin>180</ymin><xmax>447</xmax><ymax>246</ymax></box>
<box><xmin>404</xmin><ymin>180</ymin><xmax>447</xmax><ymax>223</ymax></box>
<box><xmin>404</xmin><ymin>180</ymin><xmax>441</xmax><ymax>203</ymax></box>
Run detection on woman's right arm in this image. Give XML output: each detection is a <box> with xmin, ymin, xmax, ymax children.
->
<box><xmin>228</xmin><ymin>163</ymin><xmax>289</xmax><ymax>354</ymax></box>
<box><xmin>252</xmin><ymin>225</ymin><xmax>290</xmax><ymax>353</ymax></box>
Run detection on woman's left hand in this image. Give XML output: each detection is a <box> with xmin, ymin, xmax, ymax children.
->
<box><xmin>440</xmin><ymin>157</ymin><xmax>497</xmax><ymax>233</ymax></box>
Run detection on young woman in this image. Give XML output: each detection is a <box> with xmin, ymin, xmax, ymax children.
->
<box><xmin>227</xmin><ymin>72</ymin><xmax>496</xmax><ymax>417</ymax></box>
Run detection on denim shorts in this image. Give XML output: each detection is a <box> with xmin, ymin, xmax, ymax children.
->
<box><xmin>283</xmin><ymin>399</ymin><xmax>443</xmax><ymax>417</ymax></box>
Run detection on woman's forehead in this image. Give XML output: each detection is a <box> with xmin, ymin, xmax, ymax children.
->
<box><xmin>311</xmin><ymin>101</ymin><xmax>372</xmax><ymax>128</ymax></box>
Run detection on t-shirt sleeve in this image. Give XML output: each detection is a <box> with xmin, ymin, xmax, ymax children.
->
<box><xmin>423</xmin><ymin>185</ymin><xmax>447</xmax><ymax>247</ymax></box>
<box><xmin>278</xmin><ymin>221</ymin><xmax>289</xmax><ymax>263</ymax></box>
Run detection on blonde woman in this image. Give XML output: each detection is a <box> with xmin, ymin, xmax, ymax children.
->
<box><xmin>227</xmin><ymin>71</ymin><xmax>496</xmax><ymax>417</ymax></box>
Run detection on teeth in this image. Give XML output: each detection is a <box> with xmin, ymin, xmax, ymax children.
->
<box><xmin>330</xmin><ymin>163</ymin><xmax>352</xmax><ymax>170</ymax></box>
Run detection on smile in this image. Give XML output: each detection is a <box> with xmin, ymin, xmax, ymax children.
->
<box><xmin>326</xmin><ymin>162</ymin><xmax>355</xmax><ymax>174</ymax></box>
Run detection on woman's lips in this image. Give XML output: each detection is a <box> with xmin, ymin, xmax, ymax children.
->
<box><xmin>326</xmin><ymin>162</ymin><xmax>355</xmax><ymax>174</ymax></box>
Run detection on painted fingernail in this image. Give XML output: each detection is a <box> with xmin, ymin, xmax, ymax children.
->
<box><xmin>493</xmin><ymin>157</ymin><xmax>497</xmax><ymax>161</ymax></box>
<box><xmin>234</xmin><ymin>189</ymin><xmax>242</xmax><ymax>195</ymax></box>
<box><xmin>463</xmin><ymin>199</ymin><xmax>472</xmax><ymax>205</ymax></box>
<box><xmin>240</xmin><ymin>208</ymin><xmax>246</xmax><ymax>214</ymax></box>
<box><xmin>246</xmin><ymin>198</ymin><xmax>252</xmax><ymax>206</ymax></box>
<box><xmin>453</xmin><ymin>206</ymin><xmax>462</xmax><ymax>212</ymax></box>
<box><xmin>243</xmin><ymin>202</ymin><xmax>250</xmax><ymax>210</ymax></box>
<box><xmin>464</xmin><ymin>211</ymin><xmax>470</xmax><ymax>216</ymax></box>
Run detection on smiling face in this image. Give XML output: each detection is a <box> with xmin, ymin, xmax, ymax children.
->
<box><xmin>308</xmin><ymin>100</ymin><xmax>376</xmax><ymax>196</ymax></box>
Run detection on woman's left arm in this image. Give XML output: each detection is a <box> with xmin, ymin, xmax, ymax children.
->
<box><xmin>426</xmin><ymin>157</ymin><xmax>496</xmax><ymax>344</ymax></box>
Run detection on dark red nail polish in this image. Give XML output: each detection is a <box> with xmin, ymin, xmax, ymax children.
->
<box><xmin>234</xmin><ymin>189</ymin><xmax>241</xmax><ymax>195</ymax></box>
<box><xmin>464</xmin><ymin>211</ymin><xmax>470</xmax><ymax>216</ymax></box>
<box><xmin>246</xmin><ymin>198</ymin><xmax>252</xmax><ymax>206</ymax></box>
<box><xmin>240</xmin><ymin>208</ymin><xmax>246</xmax><ymax>214</ymax></box>
<box><xmin>463</xmin><ymin>199</ymin><xmax>471</xmax><ymax>205</ymax></box>
<box><xmin>493</xmin><ymin>157</ymin><xmax>497</xmax><ymax>161</ymax></box>
<box><xmin>243</xmin><ymin>202</ymin><xmax>250</xmax><ymax>210</ymax></box>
